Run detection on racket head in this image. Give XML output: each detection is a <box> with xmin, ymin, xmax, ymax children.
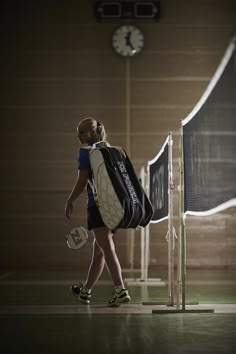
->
<box><xmin>66</xmin><ymin>226</ymin><xmax>88</xmax><ymax>250</ymax></box>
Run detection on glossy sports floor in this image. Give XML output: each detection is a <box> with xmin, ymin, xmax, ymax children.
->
<box><xmin>0</xmin><ymin>269</ymin><xmax>236</xmax><ymax>354</ymax></box>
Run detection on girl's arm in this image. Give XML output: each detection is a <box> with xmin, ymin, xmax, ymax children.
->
<box><xmin>65</xmin><ymin>169</ymin><xmax>89</xmax><ymax>219</ymax></box>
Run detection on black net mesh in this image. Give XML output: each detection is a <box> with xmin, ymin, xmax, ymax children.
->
<box><xmin>183</xmin><ymin>38</ymin><xmax>236</xmax><ymax>213</ymax></box>
<box><xmin>149</xmin><ymin>141</ymin><xmax>169</xmax><ymax>222</ymax></box>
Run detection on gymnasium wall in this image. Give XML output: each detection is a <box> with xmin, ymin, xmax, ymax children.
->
<box><xmin>0</xmin><ymin>0</ymin><xmax>236</xmax><ymax>270</ymax></box>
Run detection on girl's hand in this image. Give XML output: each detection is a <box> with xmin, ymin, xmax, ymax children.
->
<box><xmin>65</xmin><ymin>199</ymin><xmax>73</xmax><ymax>219</ymax></box>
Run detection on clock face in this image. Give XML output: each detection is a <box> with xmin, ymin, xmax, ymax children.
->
<box><xmin>112</xmin><ymin>25</ymin><xmax>144</xmax><ymax>57</ymax></box>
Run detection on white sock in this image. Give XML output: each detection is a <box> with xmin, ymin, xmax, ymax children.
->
<box><xmin>115</xmin><ymin>285</ymin><xmax>124</xmax><ymax>293</ymax></box>
<box><xmin>82</xmin><ymin>286</ymin><xmax>92</xmax><ymax>294</ymax></box>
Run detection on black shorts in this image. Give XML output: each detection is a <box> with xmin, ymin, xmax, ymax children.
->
<box><xmin>87</xmin><ymin>205</ymin><xmax>106</xmax><ymax>230</ymax></box>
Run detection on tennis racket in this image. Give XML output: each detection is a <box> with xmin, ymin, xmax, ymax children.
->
<box><xmin>66</xmin><ymin>226</ymin><xmax>88</xmax><ymax>250</ymax></box>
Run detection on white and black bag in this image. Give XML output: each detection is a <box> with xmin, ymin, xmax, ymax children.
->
<box><xmin>83</xmin><ymin>142</ymin><xmax>153</xmax><ymax>231</ymax></box>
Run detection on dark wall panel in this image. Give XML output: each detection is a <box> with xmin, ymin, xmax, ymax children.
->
<box><xmin>0</xmin><ymin>0</ymin><xmax>236</xmax><ymax>270</ymax></box>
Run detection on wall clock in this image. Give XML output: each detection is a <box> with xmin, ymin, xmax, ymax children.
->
<box><xmin>112</xmin><ymin>25</ymin><xmax>144</xmax><ymax>57</ymax></box>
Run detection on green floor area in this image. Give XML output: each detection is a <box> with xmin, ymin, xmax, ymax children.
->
<box><xmin>1</xmin><ymin>284</ymin><xmax>236</xmax><ymax>305</ymax></box>
<box><xmin>0</xmin><ymin>270</ymin><xmax>236</xmax><ymax>354</ymax></box>
<box><xmin>0</xmin><ymin>270</ymin><xmax>236</xmax><ymax>305</ymax></box>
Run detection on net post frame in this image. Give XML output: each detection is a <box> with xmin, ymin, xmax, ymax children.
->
<box><xmin>154</xmin><ymin>35</ymin><xmax>236</xmax><ymax>315</ymax></box>
<box><xmin>176</xmin><ymin>123</ymin><xmax>187</xmax><ymax>310</ymax></box>
<box><xmin>153</xmin><ymin>125</ymin><xmax>213</xmax><ymax>315</ymax></box>
<box><xmin>140</xmin><ymin>166</ymin><xmax>147</xmax><ymax>281</ymax></box>
<box><xmin>166</xmin><ymin>131</ymin><xmax>176</xmax><ymax>306</ymax></box>
<box><xmin>143</xmin><ymin>164</ymin><xmax>150</xmax><ymax>281</ymax></box>
<box><xmin>175</xmin><ymin>36</ymin><xmax>236</xmax><ymax>308</ymax></box>
<box><xmin>142</xmin><ymin>132</ymin><xmax>177</xmax><ymax>304</ymax></box>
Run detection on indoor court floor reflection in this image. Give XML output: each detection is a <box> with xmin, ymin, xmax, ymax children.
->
<box><xmin>0</xmin><ymin>270</ymin><xmax>236</xmax><ymax>354</ymax></box>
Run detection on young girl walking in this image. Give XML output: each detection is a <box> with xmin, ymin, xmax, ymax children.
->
<box><xmin>64</xmin><ymin>117</ymin><xmax>131</xmax><ymax>307</ymax></box>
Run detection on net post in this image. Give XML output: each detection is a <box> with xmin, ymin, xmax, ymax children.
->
<box><xmin>176</xmin><ymin>122</ymin><xmax>186</xmax><ymax>310</ymax></box>
<box><xmin>144</xmin><ymin>163</ymin><xmax>150</xmax><ymax>281</ymax></box>
<box><xmin>180</xmin><ymin>122</ymin><xmax>186</xmax><ymax>311</ymax></box>
<box><xmin>176</xmin><ymin>127</ymin><xmax>182</xmax><ymax>309</ymax></box>
<box><xmin>140</xmin><ymin>226</ymin><xmax>146</xmax><ymax>280</ymax></box>
<box><xmin>140</xmin><ymin>166</ymin><xmax>146</xmax><ymax>280</ymax></box>
<box><xmin>167</xmin><ymin>131</ymin><xmax>175</xmax><ymax>306</ymax></box>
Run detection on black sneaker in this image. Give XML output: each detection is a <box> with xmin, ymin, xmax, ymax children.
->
<box><xmin>108</xmin><ymin>289</ymin><xmax>131</xmax><ymax>307</ymax></box>
<box><xmin>70</xmin><ymin>284</ymin><xmax>91</xmax><ymax>304</ymax></box>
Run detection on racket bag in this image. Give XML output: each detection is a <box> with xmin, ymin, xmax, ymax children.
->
<box><xmin>86</xmin><ymin>143</ymin><xmax>153</xmax><ymax>230</ymax></box>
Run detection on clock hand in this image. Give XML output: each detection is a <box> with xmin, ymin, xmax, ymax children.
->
<box><xmin>125</xmin><ymin>31</ymin><xmax>135</xmax><ymax>51</ymax></box>
<box><xmin>124</xmin><ymin>32</ymin><xmax>131</xmax><ymax>44</ymax></box>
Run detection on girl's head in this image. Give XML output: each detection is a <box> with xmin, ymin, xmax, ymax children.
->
<box><xmin>77</xmin><ymin>117</ymin><xmax>107</xmax><ymax>144</ymax></box>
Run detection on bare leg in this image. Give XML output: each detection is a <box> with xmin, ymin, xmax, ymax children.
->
<box><xmin>84</xmin><ymin>235</ymin><xmax>105</xmax><ymax>289</ymax></box>
<box><xmin>93</xmin><ymin>227</ymin><xmax>124</xmax><ymax>287</ymax></box>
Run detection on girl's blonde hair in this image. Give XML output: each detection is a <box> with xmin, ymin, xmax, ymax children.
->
<box><xmin>78</xmin><ymin>117</ymin><xmax>107</xmax><ymax>141</ymax></box>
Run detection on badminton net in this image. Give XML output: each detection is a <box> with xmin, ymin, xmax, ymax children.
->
<box><xmin>182</xmin><ymin>35</ymin><xmax>236</xmax><ymax>216</ymax></box>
